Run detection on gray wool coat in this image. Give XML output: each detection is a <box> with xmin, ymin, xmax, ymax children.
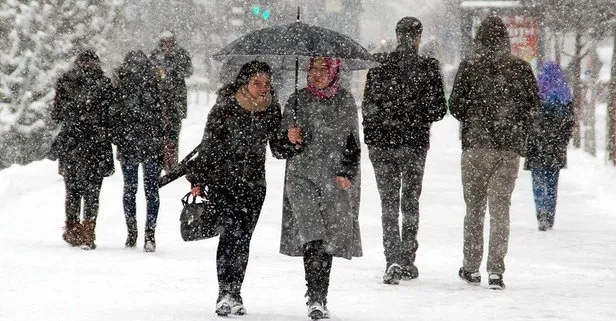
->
<box><xmin>276</xmin><ymin>88</ymin><xmax>362</xmax><ymax>260</ymax></box>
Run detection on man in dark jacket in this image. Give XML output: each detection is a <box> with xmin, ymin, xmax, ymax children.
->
<box><xmin>449</xmin><ymin>16</ymin><xmax>541</xmax><ymax>290</ymax></box>
<box><xmin>51</xmin><ymin>50</ymin><xmax>115</xmax><ymax>250</ymax></box>
<box><xmin>362</xmin><ymin>17</ymin><xmax>447</xmax><ymax>284</ymax></box>
<box><xmin>150</xmin><ymin>30</ymin><xmax>193</xmax><ymax>171</ymax></box>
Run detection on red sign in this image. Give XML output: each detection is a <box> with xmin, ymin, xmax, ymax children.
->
<box><xmin>502</xmin><ymin>15</ymin><xmax>539</xmax><ymax>71</ymax></box>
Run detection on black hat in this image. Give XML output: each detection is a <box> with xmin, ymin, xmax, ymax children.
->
<box><xmin>396</xmin><ymin>17</ymin><xmax>423</xmax><ymax>38</ymax></box>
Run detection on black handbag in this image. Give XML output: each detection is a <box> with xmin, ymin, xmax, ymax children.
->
<box><xmin>179</xmin><ymin>190</ymin><xmax>219</xmax><ymax>241</ymax></box>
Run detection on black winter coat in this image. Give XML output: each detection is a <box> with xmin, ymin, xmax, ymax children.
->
<box><xmin>112</xmin><ymin>63</ymin><xmax>164</xmax><ymax>163</ymax></box>
<box><xmin>524</xmin><ymin>102</ymin><xmax>574</xmax><ymax>170</ymax></box>
<box><xmin>150</xmin><ymin>46</ymin><xmax>193</xmax><ymax>120</ymax></box>
<box><xmin>449</xmin><ymin>51</ymin><xmax>541</xmax><ymax>156</ymax></box>
<box><xmin>187</xmin><ymin>94</ymin><xmax>284</xmax><ymax>190</ymax></box>
<box><xmin>362</xmin><ymin>45</ymin><xmax>447</xmax><ymax>149</ymax></box>
<box><xmin>50</xmin><ymin>67</ymin><xmax>115</xmax><ymax>178</ymax></box>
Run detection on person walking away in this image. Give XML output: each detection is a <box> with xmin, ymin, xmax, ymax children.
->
<box><xmin>50</xmin><ymin>50</ymin><xmax>115</xmax><ymax>250</ymax></box>
<box><xmin>274</xmin><ymin>57</ymin><xmax>362</xmax><ymax>320</ymax></box>
<box><xmin>150</xmin><ymin>30</ymin><xmax>193</xmax><ymax>172</ymax></box>
<box><xmin>362</xmin><ymin>16</ymin><xmax>447</xmax><ymax>284</ymax></box>
<box><xmin>449</xmin><ymin>16</ymin><xmax>541</xmax><ymax>290</ymax></box>
<box><xmin>524</xmin><ymin>61</ymin><xmax>574</xmax><ymax>231</ymax></box>
<box><xmin>187</xmin><ymin>61</ymin><xmax>284</xmax><ymax>317</ymax></box>
<box><xmin>112</xmin><ymin>50</ymin><xmax>165</xmax><ymax>251</ymax></box>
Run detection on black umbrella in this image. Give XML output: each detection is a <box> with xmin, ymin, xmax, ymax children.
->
<box><xmin>212</xmin><ymin>21</ymin><xmax>378</xmax><ymax>71</ymax></box>
<box><xmin>213</xmin><ymin>9</ymin><xmax>378</xmax><ymax>121</ymax></box>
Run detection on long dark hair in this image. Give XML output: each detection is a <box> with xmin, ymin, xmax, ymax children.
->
<box><xmin>217</xmin><ymin>61</ymin><xmax>273</xmax><ymax>98</ymax></box>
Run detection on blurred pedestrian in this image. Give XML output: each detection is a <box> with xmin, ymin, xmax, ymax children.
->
<box><xmin>449</xmin><ymin>16</ymin><xmax>541</xmax><ymax>290</ymax></box>
<box><xmin>362</xmin><ymin>16</ymin><xmax>447</xmax><ymax>284</ymax></box>
<box><xmin>150</xmin><ymin>30</ymin><xmax>193</xmax><ymax>172</ymax></box>
<box><xmin>187</xmin><ymin>61</ymin><xmax>284</xmax><ymax>317</ymax></box>
<box><xmin>50</xmin><ymin>50</ymin><xmax>115</xmax><ymax>250</ymax></box>
<box><xmin>275</xmin><ymin>57</ymin><xmax>362</xmax><ymax>320</ymax></box>
<box><xmin>112</xmin><ymin>50</ymin><xmax>164</xmax><ymax>251</ymax></box>
<box><xmin>524</xmin><ymin>61</ymin><xmax>574</xmax><ymax>231</ymax></box>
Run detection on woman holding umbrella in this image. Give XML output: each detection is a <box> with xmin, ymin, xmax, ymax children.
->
<box><xmin>275</xmin><ymin>57</ymin><xmax>362</xmax><ymax>320</ymax></box>
<box><xmin>187</xmin><ymin>61</ymin><xmax>289</xmax><ymax>317</ymax></box>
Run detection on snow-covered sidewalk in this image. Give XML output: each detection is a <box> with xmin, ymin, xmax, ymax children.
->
<box><xmin>1</xmin><ymin>95</ymin><xmax>615</xmax><ymax>321</ymax></box>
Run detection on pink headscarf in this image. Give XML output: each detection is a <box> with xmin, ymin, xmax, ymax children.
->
<box><xmin>306</xmin><ymin>57</ymin><xmax>342</xmax><ymax>99</ymax></box>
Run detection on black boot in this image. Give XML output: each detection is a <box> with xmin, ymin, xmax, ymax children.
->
<box><xmin>144</xmin><ymin>227</ymin><xmax>156</xmax><ymax>252</ymax></box>
<box><xmin>125</xmin><ymin>219</ymin><xmax>137</xmax><ymax>248</ymax></box>
<box><xmin>303</xmin><ymin>241</ymin><xmax>332</xmax><ymax>320</ymax></box>
<box><xmin>537</xmin><ymin>211</ymin><xmax>549</xmax><ymax>231</ymax></box>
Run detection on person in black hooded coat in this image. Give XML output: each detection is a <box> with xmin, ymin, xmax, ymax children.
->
<box><xmin>50</xmin><ymin>50</ymin><xmax>115</xmax><ymax>250</ymax></box>
<box><xmin>112</xmin><ymin>50</ymin><xmax>165</xmax><ymax>251</ymax></box>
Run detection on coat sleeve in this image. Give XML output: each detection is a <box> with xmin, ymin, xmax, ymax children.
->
<box><xmin>336</xmin><ymin>93</ymin><xmax>361</xmax><ymax>181</ymax></box>
<box><xmin>448</xmin><ymin>60</ymin><xmax>472</xmax><ymax>121</ymax></box>
<box><xmin>51</xmin><ymin>76</ymin><xmax>68</xmax><ymax>122</ymax></box>
<box><xmin>361</xmin><ymin>68</ymin><xmax>382</xmax><ymax>132</ymax></box>
<box><xmin>421</xmin><ymin>59</ymin><xmax>448</xmax><ymax>123</ymax></box>
<box><xmin>336</xmin><ymin>132</ymin><xmax>360</xmax><ymax>181</ymax></box>
<box><xmin>186</xmin><ymin>102</ymin><xmax>227</xmax><ymax>186</ymax></box>
<box><xmin>177</xmin><ymin>47</ymin><xmax>194</xmax><ymax>78</ymax></box>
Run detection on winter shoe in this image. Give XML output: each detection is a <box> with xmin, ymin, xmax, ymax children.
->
<box><xmin>458</xmin><ymin>267</ymin><xmax>481</xmax><ymax>285</ymax></box>
<box><xmin>547</xmin><ymin>215</ymin><xmax>555</xmax><ymax>229</ymax></box>
<box><xmin>215</xmin><ymin>293</ymin><xmax>232</xmax><ymax>316</ymax></box>
<box><xmin>144</xmin><ymin>228</ymin><xmax>156</xmax><ymax>252</ymax></box>
<box><xmin>125</xmin><ymin>230</ymin><xmax>137</xmax><ymax>248</ymax></box>
<box><xmin>229</xmin><ymin>293</ymin><xmax>247</xmax><ymax>315</ymax></box>
<box><xmin>125</xmin><ymin>221</ymin><xmax>138</xmax><ymax>248</ymax></box>
<box><xmin>538</xmin><ymin>218</ymin><xmax>549</xmax><ymax>231</ymax></box>
<box><xmin>383</xmin><ymin>263</ymin><xmax>402</xmax><ymax>285</ymax></box>
<box><xmin>307</xmin><ymin>299</ymin><xmax>327</xmax><ymax>320</ymax></box>
<box><xmin>537</xmin><ymin>210</ymin><xmax>549</xmax><ymax>231</ymax></box>
<box><xmin>401</xmin><ymin>264</ymin><xmax>419</xmax><ymax>280</ymax></box>
<box><xmin>488</xmin><ymin>273</ymin><xmax>505</xmax><ymax>290</ymax></box>
<box><xmin>80</xmin><ymin>219</ymin><xmax>97</xmax><ymax>250</ymax></box>
<box><xmin>62</xmin><ymin>221</ymin><xmax>83</xmax><ymax>246</ymax></box>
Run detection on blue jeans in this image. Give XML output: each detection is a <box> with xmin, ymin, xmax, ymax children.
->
<box><xmin>121</xmin><ymin>159</ymin><xmax>160</xmax><ymax>229</ymax></box>
<box><xmin>531</xmin><ymin>168</ymin><xmax>560</xmax><ymax>217</ymax></box>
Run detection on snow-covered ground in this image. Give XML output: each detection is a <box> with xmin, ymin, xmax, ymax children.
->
<box><xmin>2</xmin><ymin>92</ymin><xmax>616</xmax><ymax>321</ymax></box>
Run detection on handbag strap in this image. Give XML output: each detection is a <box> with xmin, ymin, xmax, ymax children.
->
<box><xmin>181</xmin><ymin>192</ymin><xmax>197</xmax><ymax>206</ymax></box>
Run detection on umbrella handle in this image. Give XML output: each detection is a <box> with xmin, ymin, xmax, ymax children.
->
<box><xmin>293</xmin><ymin>56</ymin><xmax>299</xmax><ymax>125</ymax></box>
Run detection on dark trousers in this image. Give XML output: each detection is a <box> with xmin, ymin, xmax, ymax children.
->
<box><xmin>215</xmin><ymin>185</ymin><xmax>266</xmax><ymax>295</ymax></box>
<box><xmin>64</xmin><ymin>174</ymin><xmax>103</xmax><ymax>223</ymax></box>
<box><xmin>121</xmin><ymin>159</ymin><xmax>161</xmax><ymax>230</ymax></box>
<box><xmin>368</xmin><ymin>146</ymin><xmax>427</xmax><ymax>267</ymax></box>
<box><xmin>303</xmin><ymin>240</ymin><xmax>333</xmax><ymax>303</ymax></box>
<box><xmin>531</xmin><ymin>168</ymin><xmax>560</xmax><ymax>217</ymax></box>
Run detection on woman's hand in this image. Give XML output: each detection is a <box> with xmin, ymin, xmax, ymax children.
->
<box><xmin>288</xmin><ymin>127</ymin><xmax>303</xmax><ymax>144</ymax></box>
<box><xmin>191</xmin><ymin>186</ymin><xmax>202</xmax><ymax>197</ymax></box>
<box><xmin>335</xmin><ymin>176</ymin><xmax>352</xmax><ymax>190</ymax></box>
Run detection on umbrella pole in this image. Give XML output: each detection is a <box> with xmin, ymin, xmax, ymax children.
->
<box><xmin>294</xmin><ymin>56</ymin><xmax>298</xmax><ymax>125</ymax></box>
<box><xmin>293</xmin><ymin>6</ymin><xmax>300</xmax><ymax>125</ymax></box>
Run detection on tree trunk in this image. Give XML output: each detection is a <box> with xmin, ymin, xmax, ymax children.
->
<box><xmin>583</xmin><ymin>47</ymin><xmax>599</xmax><ymax>156</ymax></box>
<box><xmin>608</xmin><ymin>29</ymin><xmax>616</xmax><ymax>164</ymax></box>
<box><xmin>555</xmin><ymin>33</ymin><xmax>561</xmax><ymax>65</ymax></box>
<box><xmin>583</xmin><ymin>85</ymin><xmax>597</xmax><ymax>156</ymax></box>
<box><xmin>572</xmin><ymin>31</ymin><xmax>583</xmax><ymax>148</ymax></box>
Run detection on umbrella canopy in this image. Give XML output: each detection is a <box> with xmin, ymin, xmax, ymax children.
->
<box><xmin>213</xmin><ymin>21</ymin><xmax>378</xmax><ymax>71</ymax></box>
